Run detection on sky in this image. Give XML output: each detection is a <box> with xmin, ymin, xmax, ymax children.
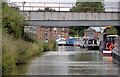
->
<box><xmin>8</xmin><ymin>0</ymin><xmax>76</xmax><ymax>3</ymax></box>
<box><xmin>8</xmin><ymin>0</ymin><xmax>120</xmax><ymax>2</ymax></box>
<box><xmin>8</xmin><ymin>0</ymin><xmax>120</xmax><ymax>11</ymax></box>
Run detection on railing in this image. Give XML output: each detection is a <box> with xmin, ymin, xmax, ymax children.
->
<box><xmin>8</xmin><ymin>2</ymin><xmax>120</xmax><ymax>12</ymax></box>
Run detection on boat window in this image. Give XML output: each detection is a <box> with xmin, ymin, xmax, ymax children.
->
<box><xmin>94</xmin><ymin>40</ymin><xmax>97</xmax><ymax>44</ymax></box>
<box><xmin>88</xmin><ymin>39</ymin><xmax>97</xmax><ymax>44</ymax></box>
<box><xmin>106</xmin><ymin>37</ymin><xmax>116</xmax><ymax>42</ymax></box>
<box><xmin>88</xmin><ymin>40</ymin><xmax>93</xmax><ymax>44</ymax></box>
<box><xmin>74</xmin><ymin>38</ymin><xmax>77</xmax><ymax>41</ymax></box>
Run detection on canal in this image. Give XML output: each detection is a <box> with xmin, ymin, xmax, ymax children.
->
<box><xmin>6</xmin><ymin>46</ymin><xmax>119</xmax><ymax>75</ymax></box>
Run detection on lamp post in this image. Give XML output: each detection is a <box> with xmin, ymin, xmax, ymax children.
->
<box><xmin>22</xmin><ymin>2</ymin><xmax>26</xmax><ymax>11</ymax></box>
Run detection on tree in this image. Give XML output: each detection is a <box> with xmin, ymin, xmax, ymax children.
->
<box><xmin>69</xmin><ymin>2</ymin><xmax>105</xmax><ymax>37</ymax></box>
<box><xmin>44</xmin><ymin>7</ymin><xmax>55</xmax><ymax>11</ymax></box>
<box><xmin>69</xmin><ymin>26</ymin><xmax>89</xmax><ymax>37</ymax></box>
<box><xmin>69</xmin><ymin>29</ymin><xmax>77</xmax><ymax>37</ymax></box>
<box><xmin>105</xmin><ymin>27</ymin><xmax>117</xmax><ymax>35</ymax></box>
<box><xmin>70</xmin><ymin>2</ymin><xmax>105</xmax><ymax>12</ymax></box>
<box><xmin>2</xmin><ymin>2</ymin><xmax>25</xmax><ymax>39</ymax></box>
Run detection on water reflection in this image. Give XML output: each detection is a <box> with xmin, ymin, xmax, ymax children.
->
<box><xmin>58</xmin><ymin>46</ymin><xmax>75</xmax><ymax>51</ymax></box>
<box><xmin>5</xmin><ymin>46</ymin><xmax>119</xmax><ymax>75</ymax></box>
<box><xmin>65</xmin><ymin>46</ymin><xmax>74</xmax><ymax>51</ymax></box>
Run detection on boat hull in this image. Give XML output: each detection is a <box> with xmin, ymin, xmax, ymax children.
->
<box><xmin>103</xmin><ymin>50</ymin><xmax>112</xmax><ymax>56</ymax></box>
<box><xmin>88</xmin><ymin>46</ymin><xmax>99</xmax><ymax>50</ymax></box>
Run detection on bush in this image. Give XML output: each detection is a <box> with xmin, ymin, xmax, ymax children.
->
<box><xmin>46</xmin><ymin>40</ymin><xmax>58</xmax><ymax>51</ymax></box>
<box><xmin>2</xmin><ymin>2</ymin><xmax>58</xmax><ymax>74</ymax></box>
<box><xmin>24</xmin><ymin>32</ymin><xmax>36</xmax><ymax>43</ymax></box>
<box><xmin>2</xmin><ymin>31</ymin><xmax>18</xmax><ymax>72</ymax></box>
<box><xmin>2</xmin><ymin>2</ymin><xmax>25</xmax><ymax>39</ymax></box>
<box><xmin>2</xmin><ymin>31</ymin><xmax>58</xmax><ymax>73</ymax></box>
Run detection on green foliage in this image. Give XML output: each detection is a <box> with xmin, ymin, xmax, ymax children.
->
<box><xmin>46</xmin><ymin>40</ymin><xmax>58</xmax><ymax>51</ymax></box>
<box><xmin>44</xmin><ymin>7</ymin><xmax>55</xmax><ymax>11</ymax></box>
<box><xmin>69</xmin><ymin>26</ymin><xmax>89</xmax><ymax>37</ymax></box>
<box><xmin>0</xmin><ymin>3</ymin><xmax>2</xmax><ymax>21</ymax></box>
<box><xmin>2</xmin><ymin>2</ymin><xmax>58</xmax><ymax>74</ymax></box>
<box><xmin>2</xmin><ymin>2</ymin><xmax>34</xmax><ymax>42</ymax></box>
<box><xmin>105</xmin><ymin>27</ymin><xmax>117</xmax><ymax>35</ymax></box>
<box><xmin>69</xmin><ymin>2</ymin><xmax>105</xmax><ymax>37</ymax></box>
<box><xmin>69</xmin><ymin>29</ymin><xmax>77</xmax><ymax>37</ymax></box>
<box><xmin>70</xmin><ymin>2</ymin><xmax>105</xmax><ymax>12</ymax></box>
<box><xmin>2</xmin><ymin>2</ymin><xmax>25</xmax><ymax>39</ymax></box>
<box><xmin>78</xmin><ymin>28</ymin><xmax>87</xmax><ymax>37</ymax></box>
<box><xmin>2</xmin><ymin>31</ymin><xmax>19</xmax><ymax>72</ymax></box>
<box><xmin>24</xmin><ymin>32</ymin><xmax>36</xmax><ymax>42</ymax></box>
<box><xmin>2</xmin><ymin>31</ymin><xmax>58</xmax><ymax>74</ymax></box>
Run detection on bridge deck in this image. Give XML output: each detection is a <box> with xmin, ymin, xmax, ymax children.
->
<box><xmin>21</xmin><ymin>11</ymin><xmax>120</xmax><ymax>26</ymax></box>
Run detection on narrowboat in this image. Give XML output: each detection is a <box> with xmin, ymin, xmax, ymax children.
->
<box><xmin>80</xmin><ymin>37</ymin><xmax>99</xmax><ymax>49</ymax></box>
<box><xmin>67</xmin><ymin>38</ymin><xmax>77</xmax><ymax>46</ymax></box>
<box><xmin>99</xmin><ymin>34</ymin><xmax>118</xmax><ymax>56</ymax></box>
<box><xmin>56</xmin><ymin>38</ymin><xmax>67</xmax><ymax>46</ymax></box>
<box><xmin>87</xmin><ymin>38</ymin><xmax>100</xmax><ymax>50</ymax></box>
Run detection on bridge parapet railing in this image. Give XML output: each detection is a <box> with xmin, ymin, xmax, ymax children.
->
<box><xmin>8</xmin><ymin>2</ymin><xmax>120</xmax><ymax>12</ymax></box>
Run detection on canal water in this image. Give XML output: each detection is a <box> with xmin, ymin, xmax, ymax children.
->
<box><xmin>6</xmin><ymin>46</ymin><xmax>119</xmax><ymax>75</ymax></box>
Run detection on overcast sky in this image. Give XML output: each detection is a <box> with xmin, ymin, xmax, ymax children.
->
<box><xmin>9</xmin><ymin>0</ymin><xmax>76</xmax><ymax>3</ymax></box>
<box><xmin>9</xmin><ymin>0</ymin><xmax>120</xmax><ymax>2</ymax></box>
<box><xmin>8</xmin><ymin>0</ymin><xmax>120</xmax><ymax>11</ymax></box>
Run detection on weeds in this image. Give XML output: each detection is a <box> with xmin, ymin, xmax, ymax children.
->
<box><xmin>2</xmin><ymin>31</ymin><xmax>58</xmax><ymax>73</ymax></box>
<box><xmin>2</xmin><ymin>2</ymin><xmax>58</xmax><ymax>74</ymax></box>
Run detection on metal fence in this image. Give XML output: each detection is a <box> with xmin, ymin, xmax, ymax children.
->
<box><xmin>8</xmin><ymin>2</ymin><xmax>120</xmax><ymax>12</ymax></box>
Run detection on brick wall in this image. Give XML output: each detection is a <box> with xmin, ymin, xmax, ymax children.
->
<box><xmin>36</xmin><ymin>26</ymin><xmax>41</xmax><ymax>39</ymax></box>
<box><xmin>36</xmin><ymin>26</ymin><xmax>69</xmax><ymax>40</ymax></box>
<box><xmin>84</xmin><ymin>27</ymin><xmax>99</xmax><ymax>38</ymax></box>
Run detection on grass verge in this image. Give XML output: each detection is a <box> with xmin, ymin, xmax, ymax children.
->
<box><xmin>2</xmin><ymin>31</ymin><xmax>58</xmax><ymax>74</ymax></box>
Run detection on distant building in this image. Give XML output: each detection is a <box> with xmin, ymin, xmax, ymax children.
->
<box><xmin>84</xmin><ymin>27</ymin><xmax>106</xmax><ymax>39</ymax></box>
<box><xmin>36</xmin><ymin>26</ymin><xmax>69</xmax><ymax>40</ymax></box>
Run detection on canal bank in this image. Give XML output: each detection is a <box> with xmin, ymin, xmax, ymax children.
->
<box><xmin>2</xmin><ymin>2</ymin><xmax>58</xmax><ymax>74</ymax></box>
<box><xmin>2</xmin><ymin>31</ymin><xmax>58</xmax><ymax>74</ymax></box>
